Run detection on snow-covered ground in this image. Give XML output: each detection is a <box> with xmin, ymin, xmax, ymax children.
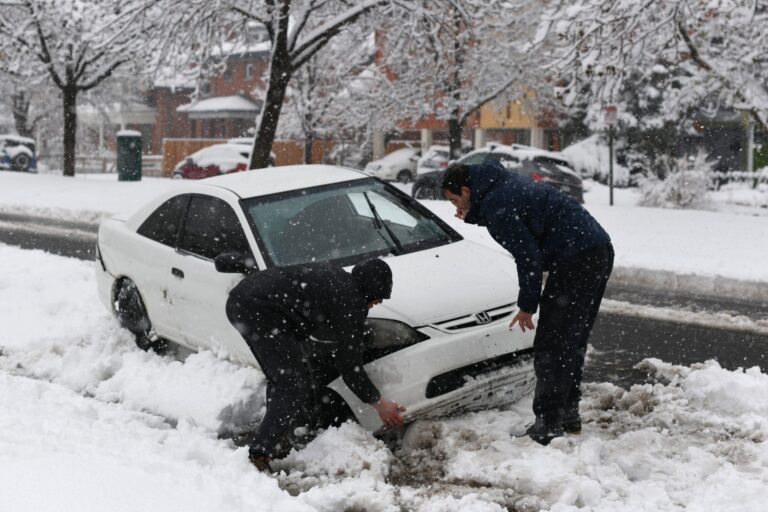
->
<box><xmin>2</xmin><ymin>243</ymin><xmax>768</xmax><ymax>511</ymax></box>
<box><xmin>2</xmin><ymin>170</ymin><xmax>767</xmax><ymax>290</ymax></box>
<box><xmin>2</xmin><ymin>169</ymin><xmax>768</xmax><ymax>510</ymax></box>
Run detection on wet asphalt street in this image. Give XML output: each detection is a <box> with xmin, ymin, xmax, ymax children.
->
<box><xmin>2</xmin><ymin>212</ymin><xmax>766</xmax><ymax>389</ymax></box>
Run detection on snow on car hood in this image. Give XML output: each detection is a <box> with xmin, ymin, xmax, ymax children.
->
<box><xmin>371</xmin><ymin>239</ymin><xmax>519</xmax><ymax>326</ymax></box>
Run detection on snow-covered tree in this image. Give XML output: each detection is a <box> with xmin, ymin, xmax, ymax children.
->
<box><xmin>159</xmin><ymin>0</ymin><xmax>427</xmax><ymax>169</ymax></box>
<box><xmin>0</xmin><ymin>0</ymin><xmax>157</xmax><ymax>176</ymax></box>
<box><xmin>537</xmin><ymin>0</ymin><xmax>768</xmax><ymax>132</ymax></box>
<box><xmin>270</xmin><ymin>28</ymin><xmax>377</xmax><ymax>164</ymax></box>
<box><xmin>375</xmin><ymin>0</ymin><xmax>551</xmax><ymax>158</ymax></box>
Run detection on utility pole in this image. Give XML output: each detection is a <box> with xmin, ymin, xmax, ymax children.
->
<box><xmin>603</xmin><ymin>105</ymin><xmax>618</xmax><ymax>206</ymax></box>
<box><xmin>746</xmin><ymin>112</ymin><xmax>755</xmax><ymax>188</ymax></box>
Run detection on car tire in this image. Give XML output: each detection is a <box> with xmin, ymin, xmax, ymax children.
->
<box><xmin>412</xmin><ymin>182</ymin><xmax>438</xmax><ymax>200</ymax></box>
<box><xmin>396</xmin><ymin>170</ymin><xmax>412</xmax><ymax>184</ymax></box>
<box><xmin>12</xmin><ymin>153</ymin><xmax>31</xmax><ymax>172</ymax></box>
<box><xmin>171</xmin><ymin>172</ymin><xmax>184</xmax><ymax>180</ymax></box>
<box><xmin>114</xmin><ymin>278</ymin><xmax>168</xmax><ymax>354</ymax></box>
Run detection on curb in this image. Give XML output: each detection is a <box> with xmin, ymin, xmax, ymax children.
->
<box><xmin>611</xmin><ymin>266</ymin><xmax>768</xmax><ymax>304</ymax></box>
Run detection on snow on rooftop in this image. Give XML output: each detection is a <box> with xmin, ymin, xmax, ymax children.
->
<box><xmin>177</xmin><ymin>95</ymin><xmax>260</xmax><ymax>114</ymax></box>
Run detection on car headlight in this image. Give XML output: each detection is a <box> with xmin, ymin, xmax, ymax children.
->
<box><xmin>364</xmin><ymin>318</ymin><xmax>429</xmax><ymax>349</ymax></box>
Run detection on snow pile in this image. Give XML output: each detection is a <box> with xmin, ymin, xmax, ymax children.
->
<box><xmin>0</xmin><ymin>244</ymin><xmax>266</xmax><ymax>434</ymax></box>
<box><xmin>0</xmin><ymin>373</ymin><xmax>308</xmax><ymax>512</ymax></box>
<box><xmin>0</xmin><ymin>172</ymin><xmax>180</xmax><ymax>223</ymax></box>
<box><xmin>421</xmin><ymin>188</ymin><xmax>768</xmax><ymax>289</ymax></box>
<box><xmin>561</xmin><ymin>134</ymin><xmax>630</xmax><ymax>185</ymax></box>
<box><xmin>637</xmin><ymin>151</ymin><xmax>714</xmax><ymax>209</ymax></box>
<box><xmin>3</xmin><ymin>242</ymin><xmax>768</xmax><ymax>510</ymax></box>
<box><xmin>389</xmin><ymin>359</ymin><xmax>768</xmax><ymax>511</ymax></box>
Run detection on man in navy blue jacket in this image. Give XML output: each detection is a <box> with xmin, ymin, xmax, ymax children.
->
<box><xmin>442</xmin><ymin>160</ymin><xmax>613</xmax><ymax>445</ymax></box>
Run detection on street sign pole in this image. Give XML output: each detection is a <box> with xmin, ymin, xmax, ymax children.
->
<box><xmin>603</xmin><ymin>104</ymin><xmax>618</xmax><ymax>206</ymax></box>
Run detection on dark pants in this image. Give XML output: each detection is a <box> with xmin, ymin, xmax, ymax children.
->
<box><xmin>226</xmin><ymin>299</ymin><xmax>314</xmax><ymax>458</ymax></box>
<box><xmin>532</xmin><ymin>243</ymin><xmax>614</xmax><ymax>426</ymax></box>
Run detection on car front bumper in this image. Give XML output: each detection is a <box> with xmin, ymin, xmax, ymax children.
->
<box><xmin>328</xmin><ymin>314</ymin><xmax>536</xmax><ymax>431</ymax></box>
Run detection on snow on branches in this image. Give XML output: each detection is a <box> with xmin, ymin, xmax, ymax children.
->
<box><xmin>0</xmin><ymin>0</ymin><xmax>158</xmax><ymax>175</ymax></box>
<box><xmin>538</xmin><ymin>0</ymin><xmax>768</xmax><ymax>131</ymax></box>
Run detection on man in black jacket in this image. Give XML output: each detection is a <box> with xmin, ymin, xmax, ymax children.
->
<box><xmin>225</xmin><ymin>258</ymin><xmax>405</xmax><ymax>470</ymax></box>
<box><xmin>442</xmin><ymin>160</ymin><xmax>613</xmax><ymax>445</ymax></box>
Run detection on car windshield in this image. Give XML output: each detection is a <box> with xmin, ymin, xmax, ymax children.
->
<box><xmin>241</xmin><ymin>178</ymin><xmax>460</xmax><ymax>267</ymax></box>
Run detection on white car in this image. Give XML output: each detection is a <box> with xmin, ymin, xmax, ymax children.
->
<box><xmin>363</xmin><ymin>147</ymin><xmax>420</xmax><ymax>183</ymax></box>
<box><xmin>96</xmin><ymin>165</ymin><xmax>535</xmax><ymax>431</ymax></box>
<box><xmin>416</xmin><ymin>144</ymin><xmax>451</xmax><ymax>175</ymax></box>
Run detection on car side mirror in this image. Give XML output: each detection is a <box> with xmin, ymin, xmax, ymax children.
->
<box><xmin>185</xmin><ymin>157</ymin><xmax>193</xmax><ymax>164</ymax></box>
<box><xmin>214</xmin><ymin>252</ymin><xmax>257</xmax><ymax>274</ymax></box>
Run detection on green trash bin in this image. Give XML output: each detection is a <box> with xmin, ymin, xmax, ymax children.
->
<box><xmin>117</xmin><ymin>130</ymin><xmax>142</xmax><ymax>181</ymax></box>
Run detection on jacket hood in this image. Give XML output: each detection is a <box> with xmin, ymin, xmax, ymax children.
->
<box><xmin>352</xmin><ymin>258</ymin><xmax>393</xmax><ymax>302</ymax></box>
<box><xmin>464</xmin><ymin>160</ymin><xmax>508</xmax><ymax>224</ymax></box>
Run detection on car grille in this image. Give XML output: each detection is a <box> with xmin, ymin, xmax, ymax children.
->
<box><xmin>425</xmin><ymin>348</ymin><xmax>535</xmax><ymax>398</ymax></box>
<box><xmin>432</xmin><ymin>303</ymin><xmax>515</xmax><ymax>331</ymax></box>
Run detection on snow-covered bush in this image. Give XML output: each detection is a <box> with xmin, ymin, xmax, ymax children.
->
<box><xmin>562</xmin><ymin>134</ymin><xmax>630</xmax><ymax>186</ymax></box>
<box><xmin>638</xmin><ymin>151</ymin><xmax>714</xmax><ymax>209</ymax></box>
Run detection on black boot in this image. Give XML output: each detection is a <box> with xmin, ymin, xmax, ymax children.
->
<box><xmin>249</xmin><ymin>451</ymin><xmax>273</xmax><ymax>473</ymax></box>
<box><xmin>562</xmin><ymin>404</ymin><xmax>581</xmax><ymax>434</ymax></box>
<box><xmin>524</xmin><ymin>418</ymin><xmax>564</xmax><ymax>446</ymax></box>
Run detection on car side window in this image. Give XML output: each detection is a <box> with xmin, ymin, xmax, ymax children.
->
<box><xmin>137</xmin><ymin>194</ymin><xmax>189</xmax><ymax>247</ymax></box>
<box><xmin>460</xmin><ymin>152</ymin><xmax>489</xmax><ymax>165</ymax></box>
<box><xmin>489</xmin><ymin>153</ymin><xmax>521</xmax><ymax>169</ymax></box>
<box><xmin>178</xmin><ymin>195</ymin><xmax>251</xmax><ymax>260</ymax></box>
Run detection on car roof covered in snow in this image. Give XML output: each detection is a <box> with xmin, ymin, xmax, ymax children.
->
<box><xmin>203</xmin><ymin>164</ymin><xmax>368</xmax><ymax>198</ymax></box>
<box><xmin>0</xmin><ymin>134</ymin><xmax>36</xmax><ymax>145</ymax></box>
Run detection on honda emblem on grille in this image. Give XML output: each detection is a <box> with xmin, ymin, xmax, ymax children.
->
<box><xmin>475</xmin><ymin>311</ymin><xmax>492</xmax><ymax>324</ymax></box>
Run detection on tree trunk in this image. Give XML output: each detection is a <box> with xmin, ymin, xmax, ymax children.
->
<box><xmin>303</xmin><ymin>132</ymin><xmax>314</xmax><ymax>164</ymax></box>
<box><xmin>62</xmin><ymin>86</ymin><xmax>78</xmax><ymax>177</ymax></box>
<box><xmin>448</xmin><ymin>116</ymin><xmax>463</xmax><ymax>160</ymax></box>
<box><xmin>250</xmin><ymin>60</ymin><xmax>292</xmax><ymax>169</ymax></box>
<box><xmin>12</xmin><ymin>91</ymin><xmax>34</xmax><ymax>139</ymax></box>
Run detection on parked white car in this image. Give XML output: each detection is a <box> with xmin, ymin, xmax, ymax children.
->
<box><xmin>96</xmin><ymin>165</ymin><xmax>535</xmax><ymax>431</ymax></box>
<box><xmin>416</xmin><ymin>145</ymin><xmax>451</xmax><ymax>175</ymax></box>
<box><xmin>363</xmin><ymin>147</ymin><xmax>420</xmax><ymax>183</ymax></box>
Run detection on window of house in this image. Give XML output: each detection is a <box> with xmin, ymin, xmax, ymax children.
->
<box><xmin>178</xmin><ymin>195</ymin><xmax>251</xmax><ymax>260</ymax></box>
<box><xmin>245</xmin><ymin>64</ymin><xmax>254</xmax><ymax>80</ymax></box>
<box><xmin>223</xmin><ymin>66</ymin><xmax>232</xmax><ymax>83</ymax></box>
<box><xmin>137</xmin><ymin>195</ymin><xmax>190</xmax><ymax>247</ymax></box>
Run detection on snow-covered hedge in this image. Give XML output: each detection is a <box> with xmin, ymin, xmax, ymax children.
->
<box><xmin>638</xmin><ymin>151</ymin><xmax>713</xmax><ymax>209</ymax></box>
<box><xmin>561</xmin><ymin>134</ymin><xmax>630</xmax><ymax>186</ymax></box>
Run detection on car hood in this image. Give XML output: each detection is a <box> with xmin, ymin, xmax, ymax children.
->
<box><xmin>371</xmin><ymin>240</ymin><xmax>519</xmax><ymax>326</ymax></box>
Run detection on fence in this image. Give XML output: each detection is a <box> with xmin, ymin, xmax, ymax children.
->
<box><xmin>41</xmin><ymin>154</ymin><xmax>165</xmax><ymax>176</ymax></box>
<box><xmin>711</xmin><ymin>169</ymin><xmax>768</xmax><ymax>188</ymax></box>
<box><xmin>161</xmin><ymin>138</ymin><xmax>338</xmax><ymax>175</ymax></box>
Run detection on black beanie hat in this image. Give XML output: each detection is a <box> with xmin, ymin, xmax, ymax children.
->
<box><xmin>352</xmin><ymin>258</ymin><xmax>393</xmax><ymax>302</ymax></box>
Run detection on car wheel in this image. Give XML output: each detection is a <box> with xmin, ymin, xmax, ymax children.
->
<box><xmin>12</xmin><ymin>153</ymin><xmax>31</xmax><ymax>172</ymax></box>
<box><xmin>171</xmin><ymin>172</ymin><xmax>184</xmax><ymax>180</ymax></box>
<box><xmin>396</xmin><ymin>170</ymin><xmax>412</xmax><ymax>184</ymax></box>
<box><xmin>114</xmin><ymin>278</ymin><xmax>167</xmax><ymax>354</ymax></box>
<box><xmin>413</xmin><ymin>182</ymin><xmax>438</xmax><ymax>200</ymax></box>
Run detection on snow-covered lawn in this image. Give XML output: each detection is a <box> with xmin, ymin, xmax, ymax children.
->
<box><xmin>2</xmin><ymin>170</ymin><xmax>767</xmax><ymax>291</ymax></box>
<box><xmin>2</xmin><ymin>243</ymin><xmax>768</xmax><ymax>511</ymax></box>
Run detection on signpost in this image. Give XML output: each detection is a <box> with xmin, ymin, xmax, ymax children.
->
<box><xmin>603</xmin><ymin>104</ymin><xmax>618</xmax><ymax>206</ymax></box>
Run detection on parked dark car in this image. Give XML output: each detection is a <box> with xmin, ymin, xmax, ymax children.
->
<box><xmin>412</xmin><ymin>143</ymin><xmax>584</xmax><ymax>203</ymax></box>
<box><xmin>0</xmin><ymin>135</ymin><xmax>37</xmax><ymax>173</ymax></box>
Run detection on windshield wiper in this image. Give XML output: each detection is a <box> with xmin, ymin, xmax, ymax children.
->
<box><xmin>363</xmin><ymin>192</ymin><xmax>404</xmax><ymax>255</ymax></box>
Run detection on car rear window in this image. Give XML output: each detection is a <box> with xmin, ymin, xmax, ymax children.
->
<box><xmin>137</xmin><ymin>195</ymin><xmax>189</xmax><ymax>247</ymax></box>
<box><xmin>178</xmin><ymin>196</ymin><xmax>251</xmax><ymax>260</ymax></box>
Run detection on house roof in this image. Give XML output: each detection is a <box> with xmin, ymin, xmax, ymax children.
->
<box><xmin>177</xmin><ymin>95</ymin><xmax>261</xmax><ymax>119</ymax></box>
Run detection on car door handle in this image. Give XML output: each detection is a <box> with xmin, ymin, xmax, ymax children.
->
<box><xmin>171</xmin><ymin>267</ymin><xmax>185</xmax><ymax>279</ymax></box>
